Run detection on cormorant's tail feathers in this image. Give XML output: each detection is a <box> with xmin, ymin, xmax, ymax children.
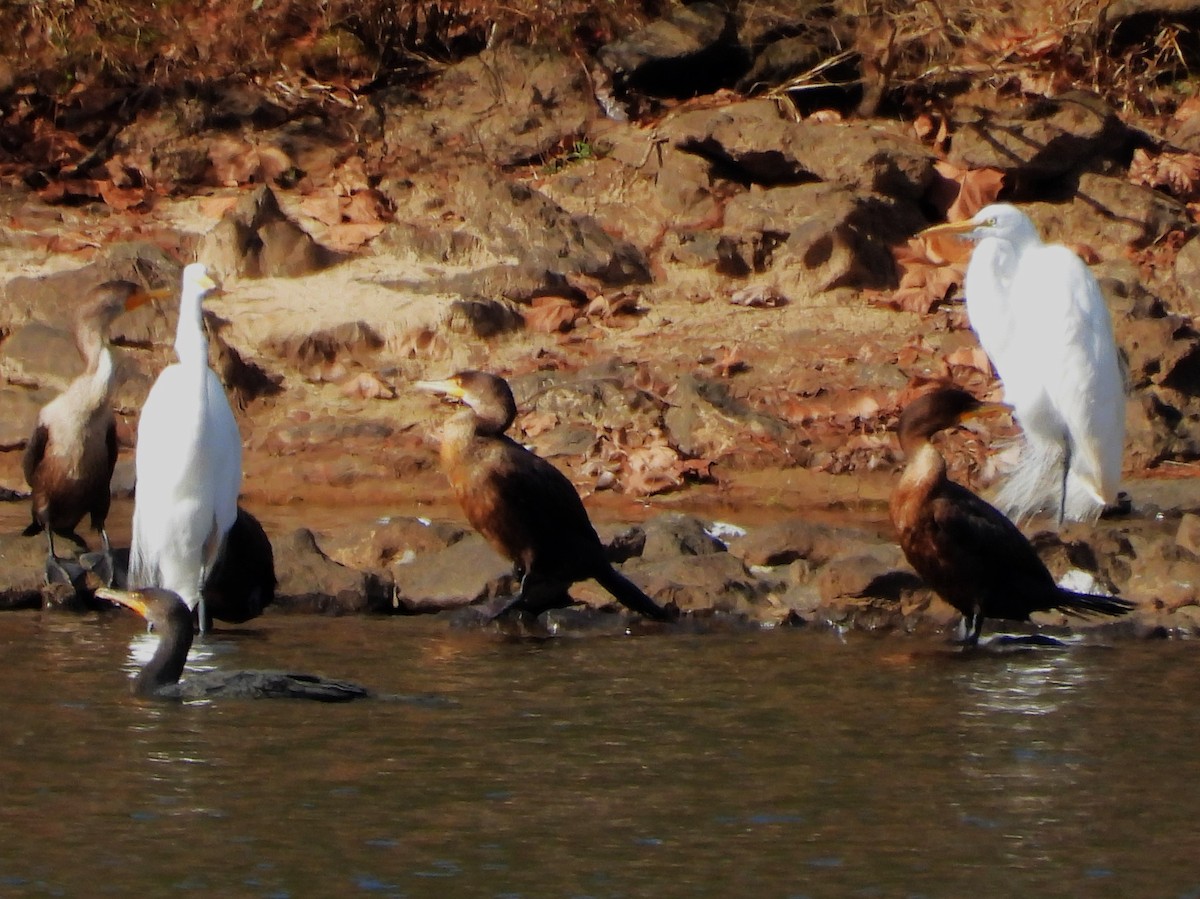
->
<box><xmin>1054</xmin><ymin>589</ymin><xmax>1136</xmax><ymax>620</ymax></box>
<box><xmin>593</xmin><ymin>565</ymin><xmax>675</xmax><ymax>621</ymax></box>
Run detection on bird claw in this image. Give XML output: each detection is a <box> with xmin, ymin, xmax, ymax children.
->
<box><xmin>45</xmin><ymin>556</ymin><xmax>83</xmax><ymax>587</ymax></box>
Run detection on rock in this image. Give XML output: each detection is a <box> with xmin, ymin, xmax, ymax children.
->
<box><xmin>320</xmin><ymin>516</ymin><xmax>467</xmax><ymax>573</ymax></box>
<box><xmin>622</xmin><ymin>551</ymin><xmax>769</xmax><ymax>616</ymax></box>
<box><xmin>1178</xmin><ymin>513</ymin><xmax>1200</xmax><ymax>557</ymax></box>
<box><xmin>718</xmin><ymin>182</ymin><xmax>918</xmax><ymax>291</ymax></box>
<box><xmin>728</xmin><ymin>518</ymin><xmax>885</xmax><ymax>568</ymax></box>
<box><xmin>197</xmin><ymin>185</ymin><xmax>337</xmax><ymax>281</ymax></box>
<box><xmin>453</xmin><ymin>175</ymin><xmax>651</xmax><ymax>288</ymax></box>
<box><xmin>598</xmin><ymin>2</ymin><xmax>747</xmax><ymax>100</ymax></box>
<box><xmin>815</xmin><ymin>546</ymin><xmax>917</xmax><ymax>604</ymax></box>
<box><xmin>949</xmin><ymin>92</ymin><xmax>1132</xmax><ymax>184</ymax></box>
<box><xmin>1036</xmin><ymin>174</ymin><xmax>1191</xmax><ymax>250</ymax></box>
<box><xmin>663</xmin><ymin>373</ymin><xmax>788</xmax><ymax>459</ymax></box>
<box><xmin>265</xmin><ymin>321</ymin><xmax>384</xmax><ymax>370</ymax></box>
<box><xmin>273</xmin><ymin>528</ymin><xmax>392</xmax><ymax>614</ymax></box>
<box><xmin>382</xmin><ymin>45</ymin><xmax>595</xmax><ymax>168</ymax></box>
<box><xmin>0</xmin><ymin>385</ymin><xmax>50</xmax><ymax>451</ymax></box>
<box><xmin>638</xmin><ymin>513</ymin><xmax>724</xmax><ymax>561</ymax></box>
<box><xmin>0</xmin><ymin>322</ymin><xmax>79</xmax><ymax>390</ymax></box>
<box><xmin>391</xmin><ymin>534</ymin><xmax>515</xmax><ymax>613</ymax></box>
<box><xmin>669</xmin><ymin>100</ymin><xmax>937</xmax><ymax>199</ymax></box>
<box><xmin>1172</xmin><ymin>237</ymin><xmax>1200</xmax><ymax>318</ymax></box>
<box><xmin>0</xmin><ymin>531</ymin><xmax>46</xmax><ymax>611</ymax></box>
<box><xmin>0</xmin><ymin>242</ymin><xmax>181</xmax><ymax>335</ymax></box>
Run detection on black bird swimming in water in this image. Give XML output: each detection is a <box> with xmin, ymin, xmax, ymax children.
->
<box><xmin>23</xmin><ymin>280</ymin><xmax>162</xmax><ymax>586</ymax></box>
<box><xmin>97</xmin><ymin>586</ymin><xmax>370</xmax><ymax>701</ymax></box>
<box><xmin>889</xmin><ymin>386</ymin><xmax>1134</xmax><ymax>646</ymax></box>
<box><xmin>416</xmin><ymin>371</ymin><xmax>674</xmax><ymax>622</ymax></box>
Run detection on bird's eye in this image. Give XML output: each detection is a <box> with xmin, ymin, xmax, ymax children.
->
<box><xmin>985</xmin><ymin>217</ymin><xmax>997</xmax><ymax>227</ymax></box>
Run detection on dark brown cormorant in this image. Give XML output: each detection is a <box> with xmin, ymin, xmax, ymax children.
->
<box><xmin>416</xmin><ymin>371</ymin><xmax>674</xmax><ymax>622</ymax></box>
<box><xmin>890</xmin><ymin>386</ymin><xmax>1134</xmax><ymax>646</ymax></box>
<box><xmin>23</xmin><ymin>280</ymin><xmax>162</xmax><ymax>586</ymax></box>
<box><xmin>199</xmin><ymin>506</ymin><xmax>276</xmax><ymax>629</ymax></box>
<box><xmin>97</xmin><ymin>587</ymin><xmax>371</xmax><ymax>701</ymax></box>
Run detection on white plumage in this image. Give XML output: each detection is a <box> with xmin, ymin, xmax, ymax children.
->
<box><xmin>127</xmin><ymin>263</ymin><xmax>242</xmax><ymax>627</ymax></box>
<box><xmin>922</xmin><ymin>203</ymin><xmax>1125</xmax><ymax>523</ymax></box>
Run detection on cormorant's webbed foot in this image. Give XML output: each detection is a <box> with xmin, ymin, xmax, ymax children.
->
<box><xmin>79</xmin><ymin>550</ymin><xmax>114</xmax><ymax>587</ymax></box>
<box><xmin>45</xmin><ymin>555</ymin><xmax>76</xmax><ymax>586</ymax></box>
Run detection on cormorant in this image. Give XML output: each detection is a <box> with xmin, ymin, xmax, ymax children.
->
<box><xmin>416</xmin><ymin>371</ymin><xmax>674</xmax><ymax>622</ymax></box>
<box><xmin>127</xmin><ymin>263</ymin><xmax>242</xmax><ymax>630</ymax></box>
<box><xmin>97</xmin><ymin>586</ymin><xmax>370</xmax><ymax>701</ymax></box>
<box><xmin>890</xmin><ymin>386</ymin><xmax>1134</xmax><ymax>646</ymax></box>
<box><xmin>23</xmin><ymin>280</ymin><xmax>161</xmax><ymax>586</ymax></box>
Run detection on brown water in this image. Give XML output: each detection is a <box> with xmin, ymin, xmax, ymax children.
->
<box><xmin>2</xmin><ymin>611</ymin><xmax>1200</xmax><ymax>898</ymax></box>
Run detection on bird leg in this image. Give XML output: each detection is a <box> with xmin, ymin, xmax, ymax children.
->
<box><xmin>490</xmin><ymin>570</ymin><xmax>572</xmax><ymax>621</ymax></box>
<box><xmin>1057</xmin><ymin>439</ymin><xmax>1073</xmax><ymax>526</ymax></box>
<box><xmin>78</xmin><ymin>529</ymin><xmax>115</xmax><ymax>587</ymax></box>
<box><xmin>42</xmin><ymin>528</ymin><xmax>74</xmax><ymax>586</ymax></box>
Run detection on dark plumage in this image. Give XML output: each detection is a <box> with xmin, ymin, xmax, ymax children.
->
<box><xmin>23</xmin><ymin>281</ymin><xmax>160</xmax><ymax>585</ymax></box>
<box><xmin>416</xmin><ymin>371</ymin><xmax>673</xmax><ymax>622</ymax></box>
<box><xmin>890</xmin><ymin>386</ymin><xmax>1134</xmax><ymax>646</ymax></box>
<box><xmin>97</xmin><ymin>587</ymin><xmax>370</xmax><ymax>702</ymax></box>
<box><xmin>200</xmin><ymin>506</ymin><xmax>276</xmax><ymax>628</ymax></box>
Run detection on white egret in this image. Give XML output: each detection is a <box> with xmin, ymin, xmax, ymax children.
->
<box><xmin>127</xmin><ymin>263</ymin><xmax>242</xmax><ymax>629</ymax></box>
<box><xmin>23</xmin><ymin>281</ymin><xmax>161</xmax><ymax>586</ymax></box>
<box><xmin>921</xmin><ymin>203</ymin><xmax>1126</xmax><ymax>524</ymax></box>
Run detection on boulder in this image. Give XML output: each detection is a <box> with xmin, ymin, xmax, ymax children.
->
<box><xmin>382</xmin><ymin>44</ymin><xmax>594</xmax><ymax>168</ymax></box>
<box><xmin>663</xmin><ymin>373</ymin><xmax>788</xmax><ymax>459</ymax></box>
<box><xmin>622</xmin><ymin>551</ymin><xmax>770</xmax><ymax>616</ymax></box>
<box><xmin>0</xmin><ymin>531</ymin><xmax>48</xmax><ymax>611</ymax></box>
<box><xmin>949</xmin><ymin>92</ymin><xmax>1132</xmax><ymax>184</ymax></box>
<box><xmin>637</xmin><ymin>512</ymin><xmax>724</xmax><ymax>561</ymax></box>
<box><xmin>273</xmin><ymin>528</ymin><xmax>392</xmax><ymax>614</ymax></box>
<box><xmin>391</xmin><ymin>535</ymin><xmax>515</xmax><ymax>613</ymax></box>
<box><xmin>197</xmin><ymin>185</ymin><xmax>338</xmax><ymax>281</ymax></box>
<box><xmin>669</xmin><ymin>100</ymin><xmax>937</xmax><ymax>199</ymax></box>
<box><xmin>598</xmin><ymin>2</ymin><xmax>747</xmax><ymax>101</ymax></box>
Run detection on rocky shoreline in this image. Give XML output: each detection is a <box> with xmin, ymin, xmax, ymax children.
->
<box><xmin>5</xmin><ymin>2</ymin><xmax>1200</xmax><ymax>638</ymax></box>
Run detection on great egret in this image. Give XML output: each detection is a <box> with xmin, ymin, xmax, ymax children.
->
<box><xmin>127</xmin><ymin>263</ymin><xmax>242</xmax><ymax>630</ymax></box>
<box><xmin>416</xmin><ymin>371</ymin><xmax>674</xmax><ymax>622</ymax></box>
<box><xmin>890</xmin><ymin>386</ymin><xmax>1134</xmax><ymax>646</ymax></box>
<box><xmin>921</xmin><ymin>203</ymin><xmax>1125</xmax><ymax>523</ymax></box>
<box><xmin>97</xmin><ymin>587</ymin><xmax>371</xmax><ymax>701</ymax></box>
<box><xmin>23</xmin><ymin>281</ymin><xmax>161</xmax><ymax>586</ymax></box>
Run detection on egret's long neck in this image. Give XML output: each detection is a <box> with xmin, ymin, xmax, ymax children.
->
<box><xmin>175</xmin><ymin>284</ymin><xmax>210</xmax><ymax>370</ymax></box>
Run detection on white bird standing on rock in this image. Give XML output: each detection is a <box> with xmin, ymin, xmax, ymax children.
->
<box><xmin>921</xmin><ymin>203</ymin><xmax>1125</xmax><ymax>524</ymax></box>
<box><xmin>127</xmin><ymin>263</ymin><xmax>242</xmax><ymax>630</ymax></box>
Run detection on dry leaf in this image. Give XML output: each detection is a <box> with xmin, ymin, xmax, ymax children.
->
<box><xmin>524</xmin><ymin>296</ymin><xmax>579</xmax><ymax>333</ymax></box>
<box><xmin>1129</xmin><ymin>147</ymin><xmax>1200</xmax><ymax>201</ymax></box>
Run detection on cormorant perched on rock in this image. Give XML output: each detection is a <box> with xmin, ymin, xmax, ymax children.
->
<box><xmin>23</xmin><ymin>280</ymin><xmax>161</xmax><ymax>586</ymax></box>
<box><xmin>127</xmin><ymin>263</ymin><xmax>242</xmax><ymax>630</ymax></box>
<box><xmin>97</xmin><ymin>587</ymin><xmax>370</xmax><ymax>701</ymax></box>
<box><xmin>416</xmin><ymin>371</ymin><xmax>674</xmax><ymax>622</ymax></box>
<box><xmin>890</xmin><ymin>386</ymin><xmax>1134</xmax><ymax>646</ymax></box>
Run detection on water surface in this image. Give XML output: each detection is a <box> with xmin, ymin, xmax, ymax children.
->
<box><xmin>1</xmin><ymin>612</ymin><xmax>1198</xmax><ymax>897</ymax></box>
